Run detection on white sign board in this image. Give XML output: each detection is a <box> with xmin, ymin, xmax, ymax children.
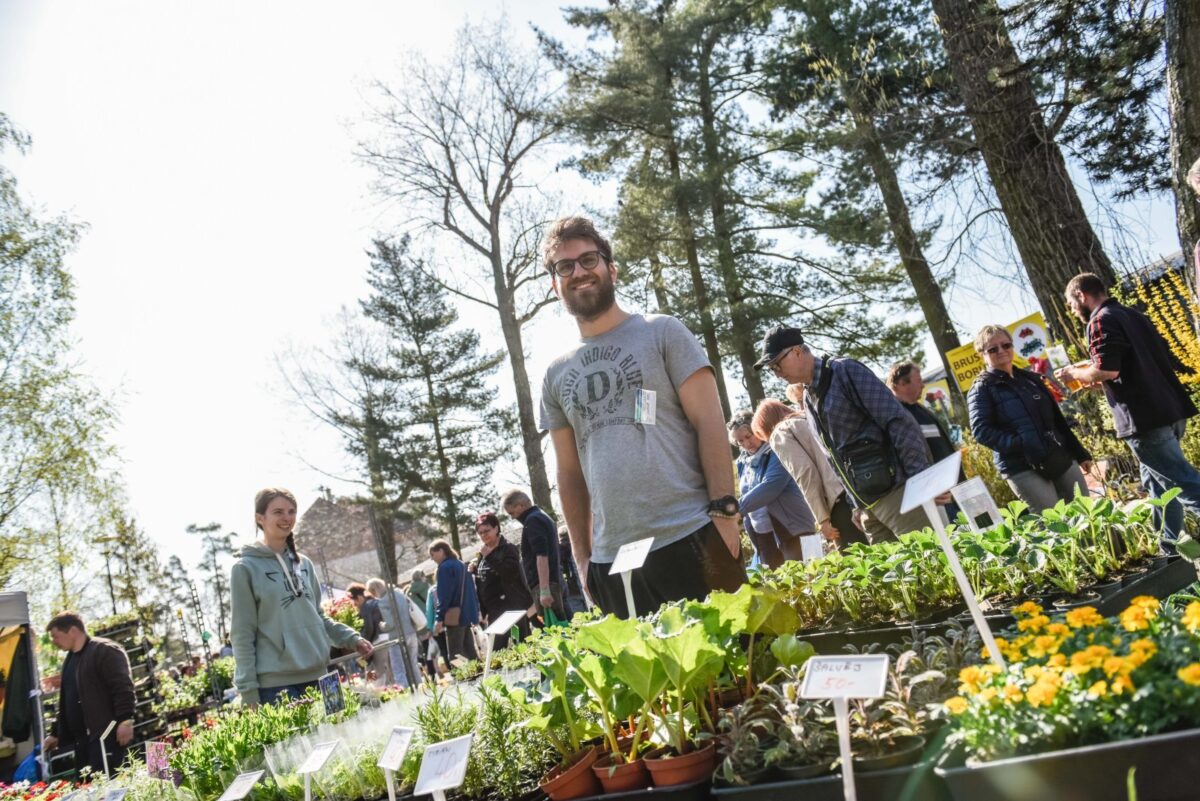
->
<box><xmin>414</xmin><ymin>734</ymin><xmax>474</xmax><ymax>795</ymax></box>
<box><xmin>608</xmin><ymin>536</ymin><xmax>655</xmax><ymax>575</ymax></box>
<box><xmin>951</xmin><ymin>476</ymin><xmax>1003</xmax><ymax>533</ymax></box>
<box><xmin>217</xmin><ymin>771</ymin><xmax>265</xmax><ymax>801</ymax></box>
<box><xmin>484</xmin><ymin>609</ymin><xmax>527</xmax><ymax>636</ymax></box>
<box><xmin>800</xmin><ymin>655</ymin><xmax>889</xmax><ymax>700</ymax></box>
<box><xmin>377</xmin><ymin>727</ymin><xmax>415</xmax><ymax>771</ymax></box>
<box><xmin>900</xmin><ymin>451</ymin><xmax>962</xmax><ymax>514</ymax></box>
<box><xmin>297</xmin><ymin>741</ymin><xmax>340</xmax><ymax>775</ymax></box>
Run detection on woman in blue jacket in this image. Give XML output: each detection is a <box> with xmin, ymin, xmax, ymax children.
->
<box><xmin>729</xmin><ymin>411</ymin><xmax>816</xmax><ymax>567</ymax></box>
<box><xmin>429</xmin><ymin>539</ymin><xmax>479</xmax><ymax>663</ymax></box>
<box><xmin>968</xmin><ymin>325</ymin><xmax>1093</xmax><ymax>512</ymax></box>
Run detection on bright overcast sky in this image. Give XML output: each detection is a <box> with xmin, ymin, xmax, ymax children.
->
<box><xmin>0</xmin><ymin>0</ymin><xmax>1181</xmax><ymax>594</ymax></box>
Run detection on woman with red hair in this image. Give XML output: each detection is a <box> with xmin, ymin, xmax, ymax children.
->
<box><xmin>754</xmin><ymin>392</ymin><xmax>868</xmax><ymax>549</ymax></box>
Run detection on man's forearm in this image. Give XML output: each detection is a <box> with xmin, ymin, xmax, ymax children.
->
<box><xmin>697</xmin><ymin>417</ymin><xmax>736</xmax><ymax>500</ymax></box>
<box><xmin>559</xmin><ymin>469</ymin><xmax>592</xmax><ymax>562</ymax></box>
<box><xmin>536</xmin><ymin>555</ymin><xmax>551</xmax><ymax>591</ymax></box>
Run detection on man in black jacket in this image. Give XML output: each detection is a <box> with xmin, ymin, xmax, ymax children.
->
<box><xmin>42</xmin><ymin>612</ymin><xmax>135</xmax><ymax>777</ymax></box>
<box><xmin>501</xmin><ymin>489</ymin><xmax>566</xmax><ymax>623</ymax></box>
<box><xmin>1058</xmin><ymin>272</ymin><xmax>1200</xmax><ymax>548</ymax></box>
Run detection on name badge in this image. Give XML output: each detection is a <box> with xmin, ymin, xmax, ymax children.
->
<box><xmin>634</xmin><ymin>389</ymin><xmax>657</xmax><ymax>425</ymax></box>
<box><xmin>920</xmin><ymin>424</ymin><xmax>941</xmax><ymax>439</ymax></box>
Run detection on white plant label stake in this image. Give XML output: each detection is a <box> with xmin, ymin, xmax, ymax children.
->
<box><xmin>608</xmin><ymin>536</ymin><xmax>654</xmax><ymax>618</ymax></box>
<box><xmin>950</xmin><ymin>476</ymin><xmax>1003</xmax><ymax>534</ymax></box>
<box><xmin>99</xmin><ymin>720</ymin><xmax>117</xmax><ymax>777</ymax></box>
<box><xmin>297</xmin><ymin>740</ymin><xmax>340</xmax><ymax>801</ymax></box>
<box><xmin>414</xmin><ymin>734</ymin><xmax>474</xmax><ymax>801</ymax></box>
<box><xmin>800</xmin><ymin>655</ymin><xmax>890</xmax><ymax>801</ymax></box>
<box><xmin>900</xmin><ymin>452</ymin><xmax>1007</xmax><ymax>670</ymax></box>
<box><xmin>482</xmin><ymin>609</ymin><xmax>527</xmax><ymax>681</ymax></box>
<box><xmin>216</xmin><ymin>770</ymin><xmax>265</xmax><ymax>801</ymax></box>
<box><xmin>376</xmin><ymin>727</ymin><xmax>415</xmax><ymax>801</ymax></box>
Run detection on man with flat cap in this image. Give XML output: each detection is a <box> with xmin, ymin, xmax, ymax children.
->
<box><xmin>755</xmin><ymin>326</ymin><xmax>935</xmax><ymax>542</ymax></box>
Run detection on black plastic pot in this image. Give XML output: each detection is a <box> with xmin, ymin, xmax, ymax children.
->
<box><xmin>853</xmin><ymin>735</ymin><xmax>925</xmax><ymax>772</ymax></box>
<box><xmin>1052</xmin><ymin>590</ymin><xmax>1102</xmax><ymax>610</ymax></box>
<box><xmin>711</xmin><ymin>758</ymin><xmax>949</xmax><ymax>801</ymax></box>
<box><xmin>774</xmin><ymin>761</ymin><xmax>831</xmax><ymax>780</ymax></box>
<box><xmin>570</xmin><ymin>778</ymin><xmax>708</xmax><ymax>801</ymax></box>
<box><xmin>1097</xmin><ymin>557</ymin><xmax>1197</xmax><ymax>616</ymax></box>
<box><xmin>935</xmin><ymin>726</ymin><xmax>1200</xmax><ymax>801</ymax></box>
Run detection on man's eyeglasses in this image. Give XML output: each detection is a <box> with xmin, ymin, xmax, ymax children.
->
<box><xmin>550</xmin><ymin>250</ymin><xmax>606</xmax><ymax>277</ymax></box>
<box><xmin>985</xmin><ymin>341</ymin><xmax>1014</xmax><ymax>355</ymax></box>
<box><xmin>768</xmin><ymin>347</ymin><xmax>795</xmax><ymax>374</ymax></box>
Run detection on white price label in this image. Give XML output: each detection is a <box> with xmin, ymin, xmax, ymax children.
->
<box><xmin>297</xmin><ymin>741</ymin><xmax>340</xmax><ymax>775</ymax></box>
<box><xmin>217</xmin><ymin>771</ymin><xmax>265</xmax><ymax>801</ymax></box>
<box><xmin>899</xmin><ymin>451</ymin><xmax>962</xmax><ymax>513</ymax></box>
<box><xmin>608</xmin><ymin>536</ymin><xmax>654</xmax><ymax>576</ymax></box>
<box><xmin>414</xmin><ymin>734</ymin><xmax>474</xmax><ymax>795</ymax></box>
<box><xmin>377</xmin><ymin>727</ymin><xmax>415</xmax><ymax>771</ymax></box>
<box><xmin>484</xmin><ymin>609</ymin><xmax>527</xmax><ymax>636</ymax></box>
<box><xmin>800</xmin><ymin>655</ymin><xmax>889</xmax><ymax>700</ymax></box>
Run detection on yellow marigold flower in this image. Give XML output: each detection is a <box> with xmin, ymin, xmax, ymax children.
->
<box><xmin>1018</xmin><ymin>614</ymin><xmax>1051</xmax><ymax>633</ymax></box>
<box><xmin>1013</xmin><ymin>601</ymin><xmax>1044</xmax><ymax>617</ymax></box>
<box><xmin>978</xmin><ymin>687</ymin><xmax>998</xmax><ymax>703</ymax></box>
<box><xmin>1112</xmin><ymin>674</ymin><xmax>1135</xmax><ymax>695</ymax></box>
<box><xmin>1002</xmin><ymin>684</ymin><xmax>1023</xmax><ymax>703</ymax></box>
<box><xmin>1023</xmin><ymin>665</ymin><xmax>1044</xmax><ymax>681</ymax></box>
<box><xmin>1048</xmin><ymin>653</ymin><xmax>1068</xmax><ymax>668</ymax></box>
<box><xmin>1178</xmin><ymin>663</ymin><xmax>1200</xmax><ymax>687</ymax></box>
<box><xmin>958</xmin><ymin>665</ymin><xmax>988</xmax><ymax>694</ymax></box>
<box><xmin>1183</xmin><ymin>602</ymin><xmax>1200</xmax><ymax>634</ymax></box>
<box><xmin>1103</xmin><ymin>656</ymin><xmax>1131</xmax><ymax>678</ymax></box>
<box><xmin>1070</xmin><ymin>645</ymin><xmax>1113</xmax><ymax>673</ymax></box>
<box><xmin>1065</xmin><ymin>607</ymin><xmax>1104</xmax><ymax>629</ymax></box>
<box><xmin>1129</xmin><ymin>638</ymin><xmax>1157</xmax><ymax>654</ymax></box>
<box><xmin>1087</xmin><ymin>680</ymin><xmax>1108</xmax><ymax>698</ymax></box>
<box><xmin>982</xmin><ymin>663</ymin><xmax>1003</xmax><ymax>675</ymax></box>
<box><xmin>944</xmin><ymin>696</ymin><xmax>969</xmax><ymax>714</ymax></box>
<box><xmin>1026</xmin><ymin>680</ymin><xmax>1059</xmax><ymax>707</ymax></box>
<box><xmin>1130</xmin><ymin>596</ymin><xmax>1160</xmax><ymax>611</ymax></box>
<box><xmin>1046</xmin><ymin>623</ymin><xmax>1071</xmax><ymax>637</ymax></box>
<box><xmin>1119</xmin><ymin>605</ymin><xmax>1156</xmax><ymax>632</ymax></box>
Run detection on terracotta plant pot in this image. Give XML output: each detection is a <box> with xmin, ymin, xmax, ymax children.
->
<box><xmin>592</xmin><ymin>752</ymin><xmax>651</xmax><ymax>794</ymax></box>
<box><xmin>644</xmin><ymin>742</ymin><xmax>717</xmax><ymax>787</ymax></box>
<box><xmin>540</xmin><ymin>746</ymin><xmax>603</xmax><ymax>801</ymax></box>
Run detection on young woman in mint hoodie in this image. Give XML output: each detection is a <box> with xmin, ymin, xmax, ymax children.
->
<box><xmin>230</xmin><ymin>488</ymin><xmax>374</xmax><ymax>706</ymax></box>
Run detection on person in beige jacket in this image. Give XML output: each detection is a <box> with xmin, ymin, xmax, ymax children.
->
<box><xmin>752</xmin><ymin>390</ymin><xmax>869</xmax><ymax>548</ymax></box>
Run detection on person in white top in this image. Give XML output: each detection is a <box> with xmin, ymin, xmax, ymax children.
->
<box><xmin>753</xmin><ymin>391</ymin><xmax>868</xmax><ymax>548</ymax></box>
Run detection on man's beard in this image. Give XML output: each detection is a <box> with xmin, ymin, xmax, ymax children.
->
<box><xmin>562</xmin><ymin>274</ymin><xmax>617</xmax><ymax>320</ymax></box>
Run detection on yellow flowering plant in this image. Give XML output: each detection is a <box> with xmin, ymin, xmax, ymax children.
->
<box><xmin>944</xmin><ymin>599</ymin><xmax>1200</xmax><ymax>763</ymax></box>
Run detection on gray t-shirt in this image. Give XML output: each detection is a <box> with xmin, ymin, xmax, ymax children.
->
<box><xmin>540</xmin><ymin>314</ymin><xmax>712</xmax><ymax>562</ymax></box>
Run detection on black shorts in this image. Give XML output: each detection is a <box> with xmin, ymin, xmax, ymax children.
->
<box><xmin>586</xmin><ymin>521</ymin><xmax>748</xmax><ymax>618</ymax></box>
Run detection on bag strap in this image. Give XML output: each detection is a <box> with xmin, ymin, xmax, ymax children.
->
<box><xmin>455</xmin><ymin>561</ymin><xmax>467</xmax><ymax>608</ymax></box>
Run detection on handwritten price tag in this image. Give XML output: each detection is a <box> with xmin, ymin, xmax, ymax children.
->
<box><xmin>484</xmin><ymin>609</ymin><xmax>527</xmax><ymax>636</ymax></box>
<box><xmin>608</xmin><ymin>537</ymin><xmax>654</xmax><ymax>575</ymax></box>
<box><xmin>377</xmin><ymin>727</ymin><xmax>415</xmax><ymax>771</ymax></box>
<box><xmin>800</xmin><ymin>655</ymin><xmax>889</xmax><ymax>700</ymax></box>
<box><xmin>414</xmin><ymin>734</ymin><xmax>474</xmax><ymax>795</ymax></box>
<box><xmin>217</xmin><ymin>770</ymin><xmax>265</xmax><ymax>801</ymax></box>
<box><xmin>297</xmin><ymin>741</ymin><xmax>340</xmax><ymax>775</ymax></box>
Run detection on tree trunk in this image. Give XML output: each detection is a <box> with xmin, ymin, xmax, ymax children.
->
<box><xmin>1167</xmin><ymin>0</ymin><xmax>1200</xmax><ymax>277</ymax></box>
<box><xmin>494</xmin><ymin>279</ymin><xmax>554</xmax><ymax>514</ymax></box>
<box><xmin>849</xmin><ymin>104</ymin><xmax>967</xmax><ymax>418</ymax></box>
<box><xmin>665</xmin><ymin>126</ymin><xmax>733</xmax><ymax>419</ymax></box>
<box><xmin>363</xmin><ymin>405</ymin><xmax>397</xmax><ymax>581</ymax></box>
<box><xmin>931</xmin><ymin>0</ymin><xmax>1117</xmax><ymax>343</ymax></box>
<box><xmin>425</xmin><ymin>370</ymin><xmax>462</xmax><ymax>553</ymax></box>
<box><xmin>648</xmin><ymin>253</ymin><xmax>673</xmax><ymax>315</ymax></box>
<box><xmin>697</xmin><ymin>39</ymin><xmax>766</xmax><ymax>406</ymax></box>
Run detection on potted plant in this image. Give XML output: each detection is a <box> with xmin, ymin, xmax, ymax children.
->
<box><xmin>524</xmin><ymin>640</ymin><xmax>605</xmax><ymax>801</ymax></box>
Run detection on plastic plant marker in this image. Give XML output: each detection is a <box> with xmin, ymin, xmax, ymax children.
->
<box><xmin>216</xmin><ymin>771</ymin><xmax>265</xmax><ymax>801</ymax></box>
<box><xmin>318</xmin><ymin>671</ymin><xmax>344</xmax><ymax>716</ymax></box>
<box><xmin>608</xmin><ymin>536</ymin><xmax>655</xmax><ymax>618</ymax></box>
<box><xmin>899</xmin><ymin>452</ymin><xmax>962</xmax><ymax>514</ymax></box>
<box><xmin>415</xmin><ymin>734</ymin><xmax>474</xmax><ymax>798</ymax></box>
<box><xmin>298</xmin><ymin>740</ymin><xmax>340</xmax><ymax>801</ymax></box>
<box><xmin>801</xmin><ymin>655</ymin><xmax>891</xmax><ymax>801</ymax></box>
<box><xmin>377</xmin><ymin>727</ymin><xmax>414</xmax><ymax>801</ymax></box>
<box><xmin>483</xmin><ymin>609</ymin><xmax>526</xmax><ymax>681</ymax></box>
<box><xmin>99</xmin><ymin>720</ymin><xmax>116</xmax><ymax>777</ymax></box>
<box><xmin>951</xmin><ymin>476</ymin><xmax>1003</xmax><ymax>533</ymax></box>
<box><xmin>923</xmin><ymin>497</ymin><xmax>1006</xmax><ymax>671</ymax></box>
<box><xmin>146</xmin><ymin>741</ymin><xmax>172</xmax><ymax>780</ymax></box>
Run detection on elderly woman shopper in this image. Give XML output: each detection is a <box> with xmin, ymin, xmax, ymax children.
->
<box><xmin>365</xmin><ymin>577</ymin><xmax>422</xmax><ymax>688</ymax></box>
<box><xmin>968</xmin><ymin>324</ymin><xmax>1093</xmax><ymax>512</ymax></box>
<box><xmin>731</xmin><ymin>412</ymin><xmax>785</xmax><ymax>568</ymax></box>
<box><xmin>754</xmin><ymin>393</ymin><xmax>869</xmax><ymax>550</ymax></box>
<box><xmin>730</xmin><ymin>409</ymin><xmax>818</xmax><ymax>567</ymax></box>
<box><xmin>470</xmin><ymin>512</ymin><xmax>533</xmax><ymax>650</ymax></box>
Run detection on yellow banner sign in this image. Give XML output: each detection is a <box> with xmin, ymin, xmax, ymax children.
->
<box><xmin>944</xmin><ymin>312</ymin><xmax>1048</xmax><ymax>391</ymax></box>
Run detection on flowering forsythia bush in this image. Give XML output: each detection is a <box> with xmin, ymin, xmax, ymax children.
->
<box><xmin>944</xmin><ymin>598</ymin><xmax>1200</xmax><ymax>762</ymax></box>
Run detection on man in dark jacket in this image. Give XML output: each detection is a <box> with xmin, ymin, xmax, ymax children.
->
<box><xmin>501</xmin><ymin>489</ymin><xmax>566</xmax><ymax>623</ymax></box>
<box><xmin>757</xmin><ymin>326</ymin><xmax>942</xmax><ymax>542</ymax></box>
<box><xmin>1059</xmin><ymin>273</ymin><xmax>1200</xmax><ymax>546</ymax></box>
<box><xmin>42</xmin><ymin>612</ymin><xmax>135</xmax><ymax>777</ymax></box>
